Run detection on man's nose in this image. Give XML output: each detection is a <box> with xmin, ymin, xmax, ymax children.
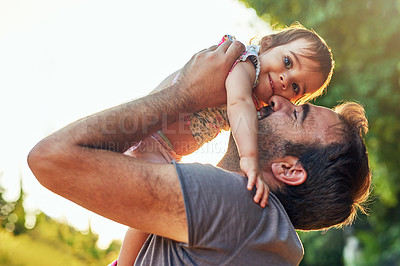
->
<box><xmin>268</xmin><ymin>95</ymin><xmax>293</xmax><ymax>111</ymax></box>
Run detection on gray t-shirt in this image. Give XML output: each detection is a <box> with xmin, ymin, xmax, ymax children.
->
<box><xmin>135</xmin><ymin>162</ymin><xmax>303</xmax><ymax>265</ymax></box>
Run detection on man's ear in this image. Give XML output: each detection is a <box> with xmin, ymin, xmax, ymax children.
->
<box><xmin>271</xmin><ymin>156</ymin><xmax>307</xmax><ymax>186</ymax></box>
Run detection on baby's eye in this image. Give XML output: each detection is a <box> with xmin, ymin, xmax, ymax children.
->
<box><xmin>292</xmin><ymin>83</ymin><xmax>300</xmax><ymax>95</ymax></box>
<box><xmin>284</xmin><ymin>56</ymin><xmax>293</xmax><ymax>69</ymax></box>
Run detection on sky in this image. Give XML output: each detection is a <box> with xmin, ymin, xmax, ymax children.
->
<box><xmin>0</xmin><ymin>0</ymin><xmax>270</xmax><ymax>248</ymax></box>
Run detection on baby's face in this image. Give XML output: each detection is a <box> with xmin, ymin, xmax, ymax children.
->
<box><xmin>253</xmin><ymin>39</ymin><xmax>325</xmax><ymax>103</ymax></box>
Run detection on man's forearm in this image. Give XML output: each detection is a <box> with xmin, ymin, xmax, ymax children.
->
<box><xmin>67</xmin><ymin>85</ymin><xmax>192</xmax><ymax>153</ymax></box>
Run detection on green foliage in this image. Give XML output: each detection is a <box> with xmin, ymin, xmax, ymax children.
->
<box><xmin>0</xmin><ymin>178</ymin><xmax>25</xmax><ymax>236</ymax></box>
<box><xmin>298</xmin><ymin>230</ymin><xmax>346</xmax><ymax>265</ymax></box>
<box><xmin>0</xmin><ymin>175</ymin><xmax>120</xmax><ymax>265</ymax></box>
<box><xmin>0</xmin><ymin>212</ymin><xmax>120</xmax><ymax>266</ymax></box>
<box><xmin>0</xmin><ymin>227</ymin><xmax>90</xmax><ymax>266</ymax></box>
<box><xmin>239</xmin><ymin>0</ymin><xmax>400</xmax><ymax>264</ymax></box>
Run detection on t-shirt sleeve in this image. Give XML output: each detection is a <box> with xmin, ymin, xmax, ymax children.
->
<box><xmin>174</xmin><ymin>162</ymin><xmax>264</xmax><ymax>249</ymax></box>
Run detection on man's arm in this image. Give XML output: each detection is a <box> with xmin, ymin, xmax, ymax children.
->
<box><xmin>27</xmin><ymin>41</ymin><xmax>245</xmax><ymax>243</ymax></box>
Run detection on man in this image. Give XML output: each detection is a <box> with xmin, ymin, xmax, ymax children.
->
<box><xmin>28</xmin><ymin>40</ymin><xmax>371</xmax><ymax>265</ymax></box>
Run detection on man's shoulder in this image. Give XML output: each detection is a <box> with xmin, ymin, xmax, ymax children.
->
<box><xmin>173</xmin><ymin>161</ymin><xmax>236</xmax><ymax>174</ymax></box>
<box><xmin>170</xmin><ymin>162</ymin><xmax>304</xmax><ymax>265</ymax></box>
<box><xmin>172</xmin><ymin>161</ymin><xmax>294</xmax><ymax>228</ymax></box>
<box><xmin>173</xmin><ymin>162</ymin><xmax>244</xmax><ymax>186</ymax></box>
<box><xmin>172</xmin><ymin>161</ymin><xmax>299</xmax><ymax>236</ymax></box>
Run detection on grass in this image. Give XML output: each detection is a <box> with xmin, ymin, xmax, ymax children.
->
<box><xmin>0</xmin><ymin>228</ymin><xmax>116</xmax><ymax>266</ymax></box>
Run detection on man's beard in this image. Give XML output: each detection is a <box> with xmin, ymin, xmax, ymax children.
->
<box><xmin>218</xmin><ymin>106</ymin><xmax>287</xmax><ymax>171</ymax></box>
<box><xmin>257</xmin><ymin>116</ymin><xmax>286</xmax><ymax>165</ymax></box>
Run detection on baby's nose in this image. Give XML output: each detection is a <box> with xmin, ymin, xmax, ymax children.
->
<box><xmin>280</xmin><ymin>74</ymin><xmax>287</xmax><ymax>90</ymax></box>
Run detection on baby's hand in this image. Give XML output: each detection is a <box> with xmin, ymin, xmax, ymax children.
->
<box><xmin>240</xmin><ymin>157</ymin><xmax>270</xmax><ymax>208</ymax></box>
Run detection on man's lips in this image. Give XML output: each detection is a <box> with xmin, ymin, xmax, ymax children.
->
<box><xmin>268</xmin><ymin>74</ymin><xmax>275</xmax><ymax>94</ymax></box>
<box><xmin>257</xmin><ymin>105</ymin><xmax>273</xmax><ymax>120</ymax></box>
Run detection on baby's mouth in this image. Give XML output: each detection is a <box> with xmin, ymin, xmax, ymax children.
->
<box><xmin>268</xmin><ymin>74</ymin><xmax>275</xmax><ymax>94</ymax></box>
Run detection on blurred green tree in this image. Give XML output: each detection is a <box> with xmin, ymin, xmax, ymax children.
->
<box><xmin>0</xmin><ymin>173</ymin><xmax>7</xmax><ymax>227</ymax></box>
<box><xmin>0</xmin><ymin>173</ymin><xmax>26</xmax><ymax>235</ymax></box>
<box><xmin>0</xmin><ymin>173</ymin><xmax>120</xmax><ymax>265</ymax></box>
<box><xmin>239</xmin><ymin>0</ymin><xmax>400</xmax><ymax>264</ymax></box>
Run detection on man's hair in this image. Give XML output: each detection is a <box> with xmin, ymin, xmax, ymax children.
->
<box><xmin>258</xmin><ymin>23</ymin><xmax>334</xmax><ymax>104</ymax></box>
<box><xmin>273</xmin><ymin>102</ymin><xmax>371</xmax><ymax>230</ymax></box>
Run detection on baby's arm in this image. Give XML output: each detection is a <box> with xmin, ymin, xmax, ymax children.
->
<box><xmin>117</xmin><ymin>228</ymin><xmax>149</xmax><ymax>265</ymax></box>
<box><xmin>225</xmin><ymin>60</ymin><xmax>269</xmax><ymax>207</ymax></box>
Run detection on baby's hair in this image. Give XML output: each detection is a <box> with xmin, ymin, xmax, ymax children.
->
<box><xmin>258</xmin><ymin>22</ymin><xmax>334</xmax><ymax>104</ymax></box>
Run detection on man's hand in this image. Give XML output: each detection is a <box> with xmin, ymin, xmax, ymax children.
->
<box><xmin>173</xmin><ymin>40</ymin><xmax>245</xmax><ymax>112</ymax></box>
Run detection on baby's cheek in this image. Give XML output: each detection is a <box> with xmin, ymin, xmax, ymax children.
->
<box><xmin>254</xmin><ymin>84</ymin><xmax>273</xmax><ymax>102</ymax></box>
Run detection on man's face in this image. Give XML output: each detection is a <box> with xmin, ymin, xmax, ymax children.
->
<box><xmin>258</xmin><ymin>95</ymin><xmax>342</xmax><ymax>151</ymax></box>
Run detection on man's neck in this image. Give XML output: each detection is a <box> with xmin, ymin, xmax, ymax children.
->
<box><xmin>217</xmin><ymin>134</ymin><xmax>281</xmax><ymax>191</ymax></box>
<box><xmin>217</xmin><ymin>134</ymin><xmax>241</xmax><ymax>173</ymax></box>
